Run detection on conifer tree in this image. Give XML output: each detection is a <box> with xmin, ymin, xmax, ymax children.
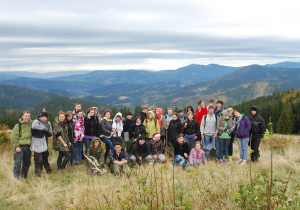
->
<box><xmin>276</xmin><ymin>102</ymin><xmax>293</xmax><ymax>134</ymax></box>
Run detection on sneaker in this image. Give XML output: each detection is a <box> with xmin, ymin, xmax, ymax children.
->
<box><xmin>241</xmin><ymin>160</ymin><xmax>246</xmax><ymax>165</ymax></box>
<box><xmin>236</xmin><ymin>159</ymin><xmax>242</xmax><ymax>163</ymax></box>
<box><xmin>224</xmin><ymin>159</ymin><xmax>228</xmax><ymax>163</ymax></box>
<box><xmin>219</xmin><ymin>159</ymin><xmax>223</xmax><ymax>164</ymax></box>
<box><xmin>215</xmin><ymin>158</ymin><xmax>219</xmax><ymax>162</ymax></box>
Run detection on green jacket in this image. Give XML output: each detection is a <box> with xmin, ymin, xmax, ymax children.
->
<box><xmin>53</xmin><ymin>118</ymin><xmax>70</xmax><ymax>152</ymax></box>
<box><xmin>143</xmin><ymin>111</ymin><xmax>160</xmax><ymax>139</ymax></box>
<box><xmin>11</xmin><ymin>118</ymin><xmax>33</xmax><ymax>148</ymax></box>
<box><xmin>87</xmin><ymin>138</ymin><xmax>105</xmax><ymax>167</ymax></box>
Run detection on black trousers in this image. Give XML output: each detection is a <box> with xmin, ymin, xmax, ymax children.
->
<box><xmin>69</xmin><ymin>143</ymin><xmax>75</xmax><ymax>165</ymax></box>
<box><xmin>57</xmin><ymin>151</ymin><xmax>70</xmax><ymax>170</ymax></box>
<box><xmin>228</xmin><ymin>134</ymin><xmax>235</xmax><ymax>156</ymax></box>
<box><xmin>13</xmin><ymin>145</ymin><xmax>31</xmax><ymax>179</ymax></box>
<box><xmin>34</xmin><ymin>150</ymin><xmax>52</xmax><ymax>177</ymax></box>
<box><xmin>250</xmin><ymin>135</ymin><xmax>261</xmax><ymax>162</ymax></box>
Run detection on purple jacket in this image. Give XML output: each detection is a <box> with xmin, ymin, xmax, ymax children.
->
<box><xmin>234</xmin><ymin>115</ymin><xmax>251</xmax><ymax>138</ymax></box>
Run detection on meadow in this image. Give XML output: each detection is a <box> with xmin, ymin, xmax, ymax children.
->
<box><xmin>0</xmin><ymin>133</ymin><xmax>299</xmax><ymax>209</ymax></box>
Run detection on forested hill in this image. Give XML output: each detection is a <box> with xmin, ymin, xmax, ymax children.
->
<box><xmin>232</xmin><ymin>90</ymin><xmax>300</xmax><ymax>134</ymax></box>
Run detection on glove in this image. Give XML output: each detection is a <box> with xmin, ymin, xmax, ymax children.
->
<box><xmin>44</xmin><ymin>126</ymin><xmax>49</xmax><ymax>133</ymax></box>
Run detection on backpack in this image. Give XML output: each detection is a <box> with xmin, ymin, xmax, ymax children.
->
<box><xmin>203</xmin><ymin>114</ymin><xmax>218</xmax><ymax>129</ymax></box>
<box><xmin>18</xmin><ymin>122</ymin><xmax>22</xmax><ymax>138</ymax></box>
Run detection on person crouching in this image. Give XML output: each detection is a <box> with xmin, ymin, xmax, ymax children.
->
<box><xmin>109</xmin><ymin>142</ymin><xmax>131</xmax><ymax>177</ymax></box>
<box><xmin>149</xmin><ymin>133</ymin><xmax>166</xmax><ymax>163</ymax></box>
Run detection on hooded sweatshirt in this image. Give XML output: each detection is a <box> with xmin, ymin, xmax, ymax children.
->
<box><xmin>31</xmin><ymin>116</ymin><xmax>52</xmax><ymax>153</ymax></box>
<box><xmin>217</xmin><ymin>110</ymin><xmax>232</xmax><ymax>139</ymax></box>
<box><xmin>155</xmin><ymin>108</ymin><xmax>167</xmax><ymax>136</ymax></box>
<box><xmin>87</xmin><ymin>138</ymin><xmax>105</xmax><ymax>167</ymax></box>
<box><xmin>11</xmin><ymin>118</ymin><xmax>33</xmax><ymax>148</ymax></box>
<box><xmin>112</xmin><ymin>112</ymin><xmax>123</xmax><ymax>137</ymax></box>
<box><xmin>143</xmin><ymin>111</ymin><xmax>160</xmax><ymax>139</ymax></box>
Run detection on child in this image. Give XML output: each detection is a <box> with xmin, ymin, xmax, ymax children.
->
<box><xmin>189</xmin><ymin>141</ymin><xmax>207</xmax><ymax>167</ymax></box>
<box><xmin>73</xmin><ymin>109</ymin><xmax>85</xmax><ymax>164</ymax></box>
<box><xmin>173</xmin><ymin>133</ymin><xmax>189</xmax><ymax>168</ymax></box>
<box><xmin>183</xmin><ymin>111</ymin><xmax>200</xmax><ymax>150</ymax></box>
<box><xmin>217</xmin><ymin>110</ymin><xmax>232</xmax><ymax>163</ymax></box>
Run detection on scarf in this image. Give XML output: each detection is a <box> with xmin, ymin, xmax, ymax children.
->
<box><xmin>178</xmin><ymin>114</ymin><xmax>185</xmax><ymax>119</ymax></box>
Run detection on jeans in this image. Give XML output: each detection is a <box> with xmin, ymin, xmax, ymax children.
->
<box><xmin>74</xmin><ymin>141</ymin><xmax>84</xmax><ymax>164</ymax></box>
<box><xmin>84</xmin><ymin>138</ymin><xmax>93</xmax><ymax>155</ymax></box>
<box><xmin>57</xmin><ymin>151</ymin><xmax>70</xmax><ymax>169</ymax></box>
<box><xmin>228</xmin><ymin>134</ymin><xmax>235</xmax><ymax>156</ymax></box>
<box><xmin>13</xmin><ymin>145</ymin><xmax>31</xmax><ymax>179</ymax></box>
<box><xmin>237</xmin><ymin>138</ymin><xmax>249</xmax><ymax>160</ymax></box>
<box><xmin>173</xmin><ymin>155</ymin><xmax>188</xmax><ymax>166</ymax></box>
<box><xmin>219</xmin><ymin>138</ymin><xmax>230</xmax><ymax>160</ymax></box>
<box><xmin>100</xmin><ymin>137</ymin><xmax>114</xmax><ymax>161</ymax></box>
<box><xmin>215</xmin><ymin>137</ymin><xmax>220</xmax><ymax>159</ymax></box>
<box><xmin>250</xmin><ymin>135</ymin><xmax>261</xmax><ymax>162</ymax></box>
<box><xmin>111</xmin><ymin>137</ymin><xmax>122</xmax><ymax>145</ymax></box>
<box><xmin>204</xmin><ymin>134</ymin><xmax>215</xmax><ymax>160</ymax></box>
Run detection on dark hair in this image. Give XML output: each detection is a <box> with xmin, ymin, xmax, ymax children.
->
<box><xmin>65</xmin><ymin>111</ymin><xmax>73</xmax><ymax>118</ymax></box>
<box><xmin>177</xmin><ymin>133</ymin><xmax>184</xmax><ymax>138</ymax></box>
<box><xmin>216</xmin><ymin>100</ymin><xmax>223</xmax><ymax>106</ymax></box>
<box><xmin>178</xmin><ymin>108</ymin><xmax>184</xmax><ymax>113</ymax></box>
<box><xmin>76</xmin><ymin>109</ymin><xmax>83</xmax><ymax>114</ymax></box>
<box><xmin>209</xmin><ymin>99</ymin><xmax>215</xmax><ymax>103</ymax></box>
<box><xmin>135</xmin><ymin>116</ymin><xmax>141</xmax><ymax>121</ymax></box>
<box><xmin>172</xmin><ymin>112</ymin><xmax>179</xmax><ymax>118</ymax></box>
<box><xmin>102</xmin><ymin>110</ymin><xmax>112</xmax><ymax>118</ymax></box>
<box><xmin>114</xmin><ymin>142</ymin><xmax>122</xmax><ymax>147</ymax></box>
<box><xmin>197</xmin><ymin>100</ymin><xmax>203</xmax><ymax>105</ymax></box>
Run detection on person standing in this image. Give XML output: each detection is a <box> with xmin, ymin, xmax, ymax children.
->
<box><xmin>31</xmin><ymin>112</ymin><xmax>52</xmax><ymax>176</ymax></box>
<box><xmin>183</xmin><ymin>111</ymin><xmax>200</xmax><ymax>150</ymax></box>
<box><xmin>248</xmin><ymin>106</ymin><xmax>266</xmax><ymax>162</ymax></box>
<box><xmin>137</xmin><ymin>105</ymin><xmax>148</xmax><ymax>124</ymax></box>
<box><xmin>195</xmin><ymin>100</ymin><xmax>208</xmax><ymax>131</ymax></box>
<box><xmin>11</xmin><ymin>110</ymin><xmax>33</xmax><ymax>179</ymax></box>
<box><xmin>66</xmin><ymin>111</ymin><xmax>76</xmax><ymax>166</ymax></box>
<box><xmin>84</xmin><ymin>107</ymin><xmax>99</xmax><ymax>155</ymax></box>
<box><xmin>73</xmin><ymin>109</ymin><xmax>85</xmax><ymax>165</ymax></box>
<box><xmin>143</xmin><ymin>111</ymin><xmax>160</xmax><ymax>142</ymax></box>
<box><xmin>53</xmin><ymin>111</ymin><xmax>71</xmax><ymax>170</ymax></box>
<box><xmin>234</xmin><ymin>110</ymin><xmax>251</xmax><ymax>165</ymax></box>
<box><xmin>214</xmin><ymin>100</ymin><xmax>224</xmax><ymax>161</ymax></box>
<box><xmin>217</xmin><ymin>110</ymin><xmax>232</xmax><ymax>163</ymax></box>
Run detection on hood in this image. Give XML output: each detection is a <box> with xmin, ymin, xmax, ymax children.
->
<box><xmin>147</xmin><ymin>111</ymin><xmax>155</xmax><ymax>119</ymax></box>
<box><xmin>90</xmin><ymin>137</ymin><xmax>101</xmax><ymax>148</ymax></box>
<box><xmin>19</xmin><ymin>118</ymin><xmax>33</xmax><ymax>124</ymax></box>
<box><xmin>251</xmin><ymin>105</ymin><xmax>259</xmax><ymax>113</ymax></box>
<box><xmin>113</xmin><ymin>112</ymin><xmax>123</xmax><ymax>121</ymax></box>
<box><xmin>221</xmin><ymin>110</ymin><xmax>229</xmax><ymax>120</ymax></box>
<box><xmin>36</xmin><ymin>116</ymin><xmax>48</xmax><ymax>125</ymax></box>
<box><xmin>187</xmin><ymin>105</ymin><xmax>194</xmax><ymax>113</ymax></box>
<box><xmin>155</xmin><ymin>108</ymin><xmax>163</xmax><ymax>119</ymax></box>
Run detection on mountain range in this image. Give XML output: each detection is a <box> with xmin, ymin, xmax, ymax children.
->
<box><xmin>0</xmin><ymin>62</ymin><xmax>299</xmax><ymax>110</ymax></box>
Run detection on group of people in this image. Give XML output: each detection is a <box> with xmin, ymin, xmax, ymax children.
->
<box><xmin>11</xmin><ymin>99</ymin><xmax>266</xmax><ymax>179</ymax></box>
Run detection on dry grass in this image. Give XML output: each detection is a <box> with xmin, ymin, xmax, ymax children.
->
<box><xmin>0</xmin><ymin>134</ymin><xmax>299</xmax><ymax>209</ymax></box>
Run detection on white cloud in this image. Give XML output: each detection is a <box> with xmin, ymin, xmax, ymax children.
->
<box><xmin>0</xmin><ymin>0</ymin><xmax>300</xmax><ymax>72</ymax></box>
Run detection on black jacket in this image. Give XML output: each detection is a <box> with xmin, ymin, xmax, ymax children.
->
<box><xmin>84</xmin><ymin>116</ymin><xmax>99</xmax><ymax>137</ymax></box>
<box><xmin>131</xmin><ymin>124</ymin><xmax>146</xmax><ymax>139</ymax></box>
<box><xmin>174</xmin><ymin>140</ymin><xmax>190</xmax><ymax>157</ymax></box>
<box><xmin>66</xmin><ymin>119</ymin><xmax>75</xmax><ymax>143</ymax></box>
<box><xmin>183</xmin><ymin>119</ymin><xmax>200</xmax><ymax>136</ymax></box>
<box><xmin>122</xmin><ymin>118</ymin><xmax>135</xmax><ymax>138</ymax></box>
<box><xmin>137</xmin><ymin>111</ymin><xmax>147</xmax><ymax>124</ymax></box>
<box><xmin>249</xmin><ymin>106</ymin><xmax>266</xmax><ymax>137</ymax></box>
<box><xmin>131</xmin><ymin>141</ymin><xmax>150</xmax><ymax>165</ymax></box>
<box><xmin>109</xmin><ymin>149</ymin><xmax>130</xmax><ymax>163</ymax></box>
<box><xmin>168</xmin><ymin>119</ymin><xmax>183</xmax><ymax>141</ymax></box>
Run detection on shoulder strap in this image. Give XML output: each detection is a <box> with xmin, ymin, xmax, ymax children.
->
<box><xmin>18</xmin><ymin>122</ymin><xmax>21</xmax><ymax>138</ymax></box>
<box><xmin>204</xmin><ymin>115</ymin><xmax>207</xmax><ymax>128</ymax></box>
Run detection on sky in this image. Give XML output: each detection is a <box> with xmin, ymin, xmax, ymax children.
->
<box><xmin>1</xmin><ymin>0</ymin><xmax>300</xmax><ymax>72</ymax></box>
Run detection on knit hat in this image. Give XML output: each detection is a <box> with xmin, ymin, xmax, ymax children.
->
<box><xmin>41</xmin><ymin>112</ymin><xmax>48</xmax><ymax>118</ymax></box>
<box><xmin>153</xmin><ymin>132</ymin><xmax>161</xmax><ymax>138</ymax></box>
<box><xmin>251</xmin><ymin>106</ymin><xmax>258</xmax><ymax>112</ymax></box>
<box><xmin>126</xmin><ymin>112</ymin><xmax>133</xmax><ymax>116</ymax></box>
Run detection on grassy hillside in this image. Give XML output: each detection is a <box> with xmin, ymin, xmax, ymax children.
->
<box><xmin>0</xmin><ymin>134</ymin><xmax>299</xmax><ymax>209</ymax></box>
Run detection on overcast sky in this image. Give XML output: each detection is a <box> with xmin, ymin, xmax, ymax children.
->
<box><xmin>1</xmin><ymin>0</ymin><xmax>300</xmax><ymax>72</ymax></box>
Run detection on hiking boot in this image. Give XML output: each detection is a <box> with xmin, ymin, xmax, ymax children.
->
<box><xmin>228</xmin><ymin>156</ymin><xmax>232</xmax><ymax>161</ymax></box>
<box><xmin>114</xmin><ymin>171</ymin><xmax>120</xmax><ymax>177</ymax></box>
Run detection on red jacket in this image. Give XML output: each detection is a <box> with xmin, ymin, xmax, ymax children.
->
<box><xmin>195</xmin><ymin>106</ymin><xmax>208</xmax><ymax>127</ymax></box>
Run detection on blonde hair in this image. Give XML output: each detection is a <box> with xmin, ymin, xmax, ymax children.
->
<box><xmin>227</xmin><ymin>107</ymin><xmax>234</xmax><ymax>113</ymax></box>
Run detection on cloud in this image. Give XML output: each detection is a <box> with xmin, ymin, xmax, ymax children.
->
<box><xmin>0</xmin><ymin>0</ymin><xmax>300</xmax><ymax>71</ymax></box>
